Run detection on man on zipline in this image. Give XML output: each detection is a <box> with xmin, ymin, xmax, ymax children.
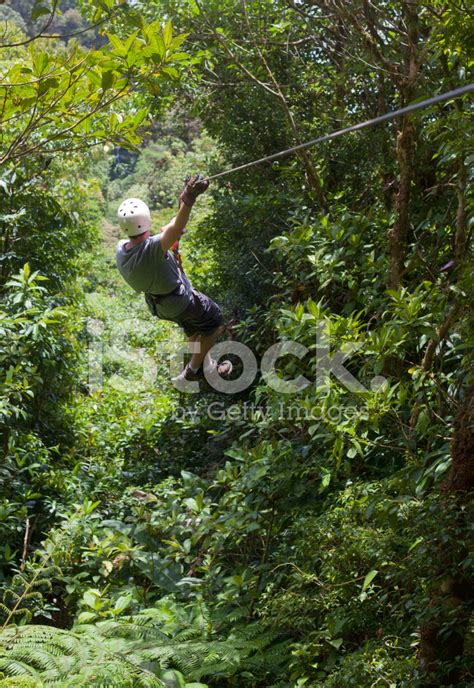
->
<box><xmin>115</xmin><ymin>174</ymin><xmax>232</xmax><ymax>385</ymax></box>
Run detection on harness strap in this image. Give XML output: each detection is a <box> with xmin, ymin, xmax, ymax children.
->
<box><xmin>149</xmin><ymin>284</ymin><xmax>182</xmax><ymax>301</ymax></box>
<box><xmin>171</xmin><ymin>239</ymin><xmax>182</xmax><ymax>267</ymax></box>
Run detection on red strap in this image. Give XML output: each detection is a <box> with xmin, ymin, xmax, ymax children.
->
<box><xmin>171</xmin><ymin>239</ymin><xmax>182</xmax><ymax>267</ymax></box>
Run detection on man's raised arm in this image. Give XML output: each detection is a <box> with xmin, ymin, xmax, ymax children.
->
<box><xmin>160</xmin><ymin>174</ymin><xmax>209</xmax><ymax>253</ymax></box>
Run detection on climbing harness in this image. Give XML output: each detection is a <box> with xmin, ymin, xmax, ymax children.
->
<box><xmin>206</xmin><ymin>84</ymin><xmax>474</xmax><ymax>181</ymax></box>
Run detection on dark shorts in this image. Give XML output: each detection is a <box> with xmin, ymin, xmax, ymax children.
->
<box><xmin>171</xmin><ymin>289</ymin><xmax>223</xmax><ymax>337</ymax></box>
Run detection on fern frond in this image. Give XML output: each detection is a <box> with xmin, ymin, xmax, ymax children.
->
<box><xmin>97</xmin><ymin>621</ymin><xmax>169</xmax><ymax>643</ymax></box>
<box><xmin>172</xmin><ymin>627</ymin><xmax>202</xmax><ymax>642</ymax></box>
<box><xmin>4</xmin><ymin>648</ymin><xmax>60</xmax><ymax>673</ymax></box>
<box><xmin>2</xmin><ymin>594</ymin><xmax>21</xmax><ymax>605</ymax></box>
<box><xmin>0</xmin><ymin>660</ymin><xmax>40</xmax><ymax>679</ymax></box>
<box><xmin>0</xmin><ymin>607</ymin><xmax>28</xmax><ymax>621</ymax></box>
<box><xmin>0</xmin><ymin>616</ymin><xmax>288</xmax><ymax>686</ymax></box>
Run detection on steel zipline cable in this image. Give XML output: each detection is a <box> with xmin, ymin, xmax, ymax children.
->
<box><xmin>206</xmin><ymin>84</ymin><xmax>474</xmax><ymax>181</ymax></box>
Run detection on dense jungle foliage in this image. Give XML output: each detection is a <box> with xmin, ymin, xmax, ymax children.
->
<box><xmin>0</xmin><ymin>0</ymin><xmax>473</xmax><ymax>686</ymax></box>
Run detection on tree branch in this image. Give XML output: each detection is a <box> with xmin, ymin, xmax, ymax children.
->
<box><xmin>242</xmin><ymin>0</ymin><xmax>328</xmax><ymax>211</ymax></box>
<box><xmin>0</xmin><ymin>0</ymin><xmax>60</xmax><ymax>49</ymax></box>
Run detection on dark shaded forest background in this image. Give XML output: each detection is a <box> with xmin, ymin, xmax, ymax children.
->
<box><xmin>0</xmin><ymin>1</ymin><xmax>472</xmax><ymax>686</ymax></box>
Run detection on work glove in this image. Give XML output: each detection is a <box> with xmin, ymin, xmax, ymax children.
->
<box><xmin>180</xmin><ymin>173</ymin><xmax>209</xmax><ymax>207</ymax></box>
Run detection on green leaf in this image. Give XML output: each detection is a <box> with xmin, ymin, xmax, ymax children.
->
<box><xmin>77</xmin><ymin>611</ymin><xmax>97</xmax><ymax>624</ymax></box>
<box><xmin>123</xmin><ymin>31</ymin><xmax>139</xmax><ymax>54</ymax></box>
<box><xmin>32</xmin><ymin>52</ymin><xmax>50</xmax><ymax>78</ymax></box>
<box><xmin>95</xmin><ymin>0</ymin><xmax>114</xmax><ymax>10</ymax></box>
<box><xmin>408</xmin><ymin>536</ymin><xmax>423</xmax><ymax>552</ymax></box>
<box><xmin>133</xmin><ymin>108</ymin><xmax>149</xmax><ymax>126</ymax></box>
<box><xmin>162</xmin><ymin>66</ymin><xmax>179</xmax><ymax>79</ymax></box>
<box><xmin>81</xmin><ymin>116</ymin><xmax>91</xmax><ymax>134</ymax></box>
<box><xmin>161</xmin><ymin>670</ymin><xmax>186</xmax><ymax>688</ymax></box>
<box><xmin>361</xmin><ymin>569</ymin><xmax>378</xmax><ymax>591</ymax></box>
<box><xmin>31</xmin><ymin>4</ymin><xmax>51</xmax><ymax>21</ymax></box>
<box><xmin>170</xmin><ymin>34</ymin><xmax>188</xmax><ymax>50</ymax></box>
<box><xmin>126</xmin><ymin>51</ymin><xmax>140</xmax><ymax>68</ymax></box>
<box><xmin>319</xmin><ymin>471</ymin><xmax>331</xmax><ymax>492</ymax></box>
<box><xmin>150</xmin><ymin>34</ymin><xmax>166</xmax><ymax>59</ymax></box>
<box><xmin>172</xmin><ymin>52</ymin><xmax>189</xmax><ymax>62</ymax></box>
<box><xmin>108</xmin><ymin>34</ymin><xmax>126</xmax><ymax>57</ymax></box>
<box><xmin>328</xmin><ymin>637</ymin><xmax>343</xmax><ymax>649</ymax></box>
<box><xmin>114</xmin><ymin>595</ymin><xmax>133</xmax><ymax>613</ymax></box>
<box><xmin>101</xmin><ymin>71</ymin><xmax>115</xmax><ymax>91</ymax></box>
<box><xmin>83</xmin><ymin>589</ymin><xmax>101</xmax><ymax>608</ymax></box>
<box><xmin>163</xmin><ymin>21</ymin><xmax>173</xmax><ymax>47</ymax></box>
<box><xmin>37</xmin><ymin>77</ymin><xmax>59</xmax><ymax>97</ymax></box>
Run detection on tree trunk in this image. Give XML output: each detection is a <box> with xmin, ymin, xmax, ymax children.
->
<box><xmin>418</xmin><ymin>383</ymin><xmax>474</xmax><ymax>684</ymax></box>
<box><xmin>387</xmin><ymin>1</ymin><xmax>421</xmax><ymax>288</ymax></box>
<box><xmin>388</xmin><ymin>115</ymin><xmax>415</xmax><ymax>288</ymax></box>
<box><xmin>454</xmin><ymin>158</ymin><xmax>467</xmax><ymax>261</ymax></box>
<box><xmin>442</xmin><ymin>384</ymin><xmax>474</xmax><ymax>494</ymax></box>
<box><xmin>417</xmin><ymin>130</ymin><xmax>472</xmax><ymax>682</ymax></box>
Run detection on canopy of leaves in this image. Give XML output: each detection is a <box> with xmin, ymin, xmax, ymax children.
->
<box><xmin>0</xmin><ymin>1</ymin><xmax>473</xmax><ymax>687</ymax></box>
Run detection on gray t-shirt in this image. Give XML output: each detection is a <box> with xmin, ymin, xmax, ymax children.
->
<box><xmin>116</xmin><ymin>234</ymin><xmax>193</xmax><ymax>318</ymax></box>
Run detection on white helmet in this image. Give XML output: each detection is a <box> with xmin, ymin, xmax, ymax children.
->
<box><xmin>117</xmin><ymin>198</ymin><xmax>151</xmax><ymax>237</ymax></box>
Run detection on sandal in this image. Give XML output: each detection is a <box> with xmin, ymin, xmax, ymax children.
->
<box><xmin>204</xmin><ymin>358</ymin><xmax>233</xmax><ymax>378</ymax></box>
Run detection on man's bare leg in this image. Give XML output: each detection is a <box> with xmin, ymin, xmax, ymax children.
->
<box><xmin>188</xmin><ymin>331</ymin><xmax>219</xmax><ymax>371</ymax></box>
<box><xmin>178</xmin><ymin>326</ymin><xmax>231</xmax><ymax>382</ymax></box>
